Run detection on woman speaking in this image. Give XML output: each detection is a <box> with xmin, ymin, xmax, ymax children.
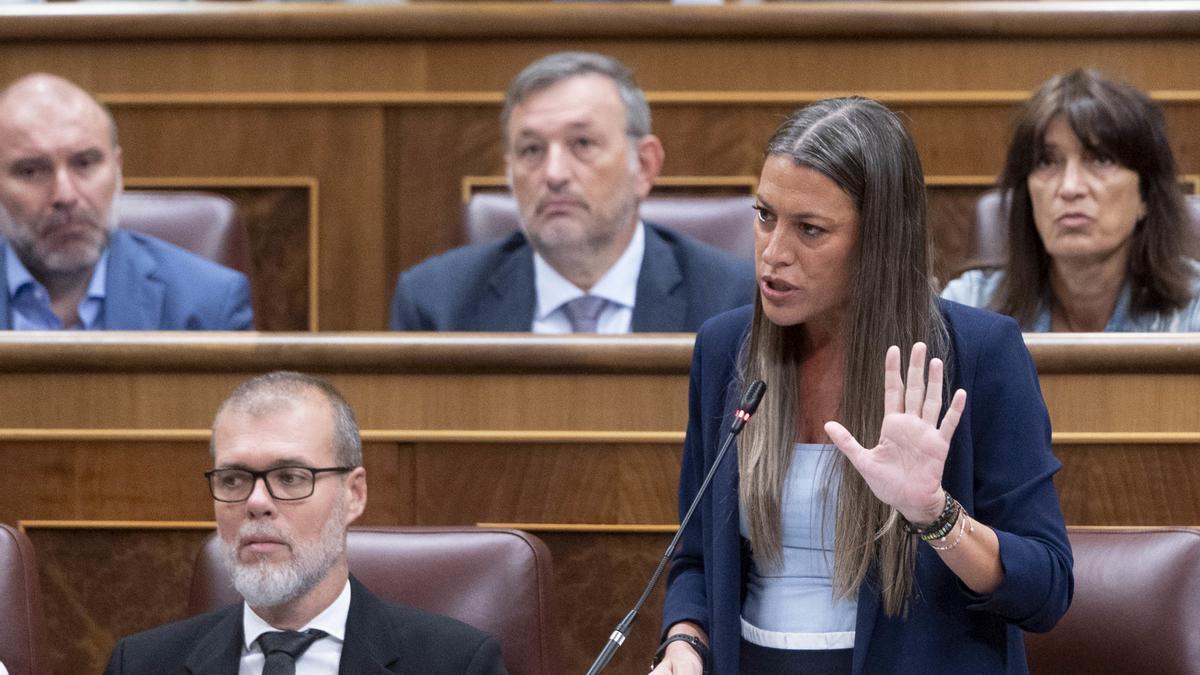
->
<box><xmin>652</xmin><ymin>98</ymin><xmax>1073</xmax><ymax>674</ymax></box>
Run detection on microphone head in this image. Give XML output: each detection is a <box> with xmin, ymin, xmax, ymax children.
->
<box><xmin>738</xmin><ymin>380</ymin><xmax>767</xmax><ymax>416</ymax></box>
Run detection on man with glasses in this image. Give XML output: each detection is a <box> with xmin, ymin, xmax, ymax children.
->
<box><xmin>104</xmin><ymin>371</ymin><xmax>505</xmax><ymax>674</ymax></box>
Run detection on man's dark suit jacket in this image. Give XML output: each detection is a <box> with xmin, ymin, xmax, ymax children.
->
<box><xmin>0</xmin><ymin>228</ymin><xmax>253</xmax><ymax>330</ymax></box>
<box><xmin>104</xmin><ymin>577</ymin><xmax>506</xmax><ymax>675</ymax></box>
<box><xmin>389</xmin><ymin>223</ymin><xmax>755</xmax><ymax>331</ymax></box>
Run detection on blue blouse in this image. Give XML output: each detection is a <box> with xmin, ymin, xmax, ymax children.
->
<box><xmin>740</xmin><ymin>443</ymin><xmax>857</xmax><ymax>640</ymax></box>
<box><xmin>941</xmin><ymin>262</ymin><xmax>1200</xmax><ymax>331</ymax></box>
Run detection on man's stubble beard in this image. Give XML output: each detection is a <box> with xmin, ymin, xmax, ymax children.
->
<box><xmin>516</xmin><ymin>146</ymin><xmax>644</xmax><ymax>268</ymax></box>
<box><xmin>522</xmin><ymin>179</ymin><xmax>642</xmax><ymax>274</ymax></box>
<box><xmin>0</xmin><ymin>184</ymin><xmax>119</xmax><ymax>280</ymax></box>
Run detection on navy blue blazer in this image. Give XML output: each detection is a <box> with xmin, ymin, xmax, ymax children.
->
<box><xmin>661</xmin><ymin>302</ymin><xmax>1073</xmax><ymax>674</ymax></box>
<box><xmin>389</xmin><ymin>223</ymin><xmax>754</xmax><ymax>331</ymax></box>
<box><xmin>104</xmin><ymin>576</ymin><xmax>506</xmax><ymax>674</ymax></box>
<box><xmin>0</xmin><ymin>229</ymin><xmax>253</xmax><ymax>330</ymax></box>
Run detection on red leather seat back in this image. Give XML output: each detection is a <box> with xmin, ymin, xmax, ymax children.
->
<box><xmin>118</xmin><ymin>190</ymin><xmax>253</xmax><ymax>277</ymax></box>
<box><xmin>464</xmin><ymin>191</ymin><xmax>756</xmax><ymax>261</ymax></box>
<box><xmin>1026</xmin><ymin>526</ymin><xmax>1200</xmax><ymax>674</ymax></box>
<box><xmin>188</xmin><ymin>526</ymin><xmax>560</xmax><ymax>675</ymax></box>
<box><xmin>0</xmin><ymin>524</ymin><xmax>48</xmax><ymax>675</ymax></box>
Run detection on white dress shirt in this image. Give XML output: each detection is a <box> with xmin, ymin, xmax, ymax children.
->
<box><xmin>531</xmin><ymin>221</ymin><xmax>646</xmax><ymax>334</ymax></box>
<box><xmin>239</xmin><ymin>579</ymin><xmax>351</xmax><ymax>675</ymax></box>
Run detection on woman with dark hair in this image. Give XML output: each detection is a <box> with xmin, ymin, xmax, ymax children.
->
<box><xmin>943</xmin><ymin>69</ymin><xmax>1200</xmax><ymax>330</ymax></box>
<box><xmin>651</xmin><ymin>98</ymin><xmax>1072</xmax><ymax>675</ymax></box>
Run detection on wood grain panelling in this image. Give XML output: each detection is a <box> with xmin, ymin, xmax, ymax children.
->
<box><xmin>6</xmin><ymin>37</ymin><xmax>1200</xmax><ymax>96</ymax></box>
<box><xmin>24</xmin><ymin>525</ymin><xmax>212</xmax><ymax>675</ymax></box>
<box><xmin>114</xmin><ymin>106</ymin><xmax>385</xmax><ymax>330</ymax></box>
<box><xmin>0</xmin><ymin>373</ymin><xmax>247</xmax><ymax>429</ymax></box>
<box><xmin>412</xmin><ymin>443</ymin><xmax>680</xmax><ymax>525</ymax></box>
<box><xmin>385</xmin><ymin>106</ymin><xmax>501</xmax><ymax>272</ymax></box>
<box><xmin>0</xmin><ymin>41</ymin><xmax>433</xmax><ymax>93</ymax></box>
<box><xmin>1056</xmin><ymin>444</ymin><xmax>1200</xmax><ymax>526</ymax></box>
<box><xmin>412</xmin><ymin>38</ymin><xmax>1200</xmax><ymax>93</ymax></box>
<box><xmin>124</xmin><ymin>182</ymin><xmax>312</xmax><ymax>331</ymax></box>
<box><xmin>1040</xmin><ymin>373</ymin><xmax>1200</xmax><ymax>433</ymax></box>
<box><xmin>0</xmin><ymin>441</ymin><xmax>409</xmax><ymax>525</ymax></box>
<box><xmin>3</xmin><ymin>4</ymin><xmax>1200</xmax><ymax>328</ymax></box>
<box><xmin>540</xmin><ymin>531</ymin><xmax>670</xmax><ymax>675</ymax></box>
<box><xmin>652</xmin><ymin>105</ymin><xmax>781</xmax><ymax>177</ymax></box>
<box><xmin>1</xmin><ymin>334</ymin><xmax>1199</xmax><ymax>530</ymax></box>
<box><xmin>224</xmin><ymin>186</ymin><xmax>312</xmax><ymax>331</ymax></box>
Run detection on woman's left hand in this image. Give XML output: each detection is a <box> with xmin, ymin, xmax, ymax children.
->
<box><xmin>824</xmin><ymin>342</ymin><xmax>967</xmax><ymax>524</ymax></box>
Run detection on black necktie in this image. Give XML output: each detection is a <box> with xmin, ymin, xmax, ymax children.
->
<box><xmin>257</xmin><ymin>628</ymin><xmax>328</xmax><ymax>675</ymax></box>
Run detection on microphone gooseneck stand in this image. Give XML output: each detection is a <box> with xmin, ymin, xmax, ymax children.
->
<box><xmin>584</xmin><ymin>379</ymin><xmax>767</xmax><ymax>675</ymax></box>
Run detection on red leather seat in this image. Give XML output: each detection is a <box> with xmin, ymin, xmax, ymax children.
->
<box><xmin>1025</xmin><ymin>526</ymin><xmax>1200</xmax><ymax>674</ymax></box>
<box><xmin>464</xmin><ymin>191</ymin><xmax>756</xmax><ymax>261</ymax></box>
<box><xmin>0</xmin><ymin>524</ymin><xmax>49</xmax><ymax>675</ymax></box>
<box><xmin>188</xmin><ymin>526</ymin><xmax>560</xmax><ymax>675</ymax></box>
<box><xmin>117</xmin><ymin>190</ymin><xmax>253</xmax><ymax>277</ymax></box>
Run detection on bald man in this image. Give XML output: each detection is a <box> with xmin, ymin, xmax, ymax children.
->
<box><xmin>0</xmin><ymin>73</ymin><xmax>252</xmax><ymax>330</ymax></box>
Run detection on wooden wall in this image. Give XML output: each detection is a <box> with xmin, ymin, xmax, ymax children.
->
<box><xmin>3</xmin><ymin>333</ymin><xmax>1200</xmax><ymax>674</ymax></box>
<box><xmin>4</xmin><ymin>3</ymin><xmax>1200</xmax><ymax>328</ymax></box>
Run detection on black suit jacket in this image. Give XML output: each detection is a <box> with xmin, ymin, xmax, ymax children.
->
<box><xmin>389</xmin><ymin>223</ymin><xmax>755</xmax><ymax>331</ymax></box>
<box><xmin>104</xmin><ymin>577</ymin><xmax>506</xmax><ymax>674</ymax></box>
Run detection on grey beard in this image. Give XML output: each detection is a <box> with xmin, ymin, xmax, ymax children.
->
<box><xmin>220</xmin><ymin>499</ymin><xmax>347</xmax><ymax>610</ymax></box>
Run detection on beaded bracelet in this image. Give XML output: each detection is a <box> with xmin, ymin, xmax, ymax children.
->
<box><xmin>928</xmin><ymin>511</ymin><xmax>974</xmax><ymax>551</ymax></box>
<box><xmin>901</xmin><ymin>491</ymin><xmax>962</xmax><ymax>542</ymax></box>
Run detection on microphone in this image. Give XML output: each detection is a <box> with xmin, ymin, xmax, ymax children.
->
<box><xmin>584</xmin><ymin>379</ymin><xmax>767</xmax><ymax>675</ymax></box>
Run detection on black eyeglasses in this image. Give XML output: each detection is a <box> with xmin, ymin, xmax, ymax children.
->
<box><xmin>204</xmin><ymin>466</ymin><xmax>354</xmax><ymax>503</ymax></box>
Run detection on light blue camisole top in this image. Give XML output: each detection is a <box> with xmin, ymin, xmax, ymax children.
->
<box><xmin>740</xmin><ymin>443</ymin><xmax>857</xmax><ymax>648</ymax></box>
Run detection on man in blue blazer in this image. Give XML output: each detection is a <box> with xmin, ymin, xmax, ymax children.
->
<box><xmin>0</xmin><ymin>73</ymin><xmax>252</xmax><ymax>331</ymax></box>
<box><xmin>390</xmin><ymin>52</ymin><xmax>753</xmax><ymax>333</ymax></box>
<box><xmin>106</xmin><ymin>372</ymin><xmax>505</xmax><ymax>674</ymax></box>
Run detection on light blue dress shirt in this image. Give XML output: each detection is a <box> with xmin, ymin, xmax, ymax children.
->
<box><xmin>4</xmin><ymin>244</ymin><xmax>108</xmax><ymax>330</ymax></box>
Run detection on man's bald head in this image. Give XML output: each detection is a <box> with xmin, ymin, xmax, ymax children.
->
<box><xmin>0</xmin><ymin>73</ymin><xmax>118</xmax><ymax>149</ymax></box>
<box><xmin>0</xmin><ymin>73</ymin><xmax>124</xmax><ymax>288</ymax></box>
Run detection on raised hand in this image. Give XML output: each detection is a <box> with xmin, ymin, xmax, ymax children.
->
<box><xmin>823</xmin><ymin>342</ymin><xmax>967</xmax><ymax>524</ymax></box>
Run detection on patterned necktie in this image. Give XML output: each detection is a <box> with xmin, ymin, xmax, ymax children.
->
<box><xmin>561</xmin><ymin>295</ymin><xmax>607</xmax><ymax>333</ymax></box>
<box><xmin>257</xmin><ymin>628</ymin><xmax>328</xmax><ymax>675</ymax></box>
